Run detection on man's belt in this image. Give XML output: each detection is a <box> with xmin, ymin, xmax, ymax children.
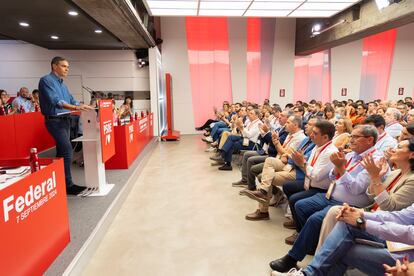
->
<box><xmin>44</xmin><ymin>114</ymin><xmax>71</xmax><ymax>120</ymax></box>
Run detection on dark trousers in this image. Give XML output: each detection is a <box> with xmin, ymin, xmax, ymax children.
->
<box><xmin>45</xmin><ymin>117</ymin><xmax>73</xmax><ymax>187</ymax></box>
<box><xmin>221</xmin><ymin>135</ymin><xmax>255</xmax><ymax>163</ymax></box>
<box><xmin>197</xmin><ymin>119</ymin><xmax>217</xmax><ymax>130</ymax></box>
<box><xmin>283</xmin><ymin>181</ymin><xmax>327</xmax><ymax>232</ymax></box>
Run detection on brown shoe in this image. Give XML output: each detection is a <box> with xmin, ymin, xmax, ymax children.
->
<box><xmin>285</xmin><ymin>232</ymin><xmax>298</xmax><ymax>245</ymax></box>
<box><xmin>245</xmin><ymin>209</ymin><xmax>270</xmax><ymax>221</ymax></box>
<box><xmin>283</xmin><ymin>218</ymin><xmax>297</xmax><ymax>230</ymax></box>
<box><xmin>242</xmin><ymin>189</ymin><xmax>269</xmax><ymax>204</ymax></box>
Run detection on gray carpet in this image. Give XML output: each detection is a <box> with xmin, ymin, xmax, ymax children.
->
<box><xmin>42</xmin><ymin>140</ymin><xmax>157</xmax><ymax>276</ymax></box>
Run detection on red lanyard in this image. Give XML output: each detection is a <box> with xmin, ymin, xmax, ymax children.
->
<box><xmin>346</xmin><ymin>149</ymin><xmax>376</xmax><ymax>173</ymax></box>
<box><xmin>377</xmin><ymin>132</ymin><xmax>386</xmax><ymax>143</ymax></box>
<box><xmin>386</xmin><ymin>122</ymin><xmax>399</xmax><ymax>128</ymax></box>
<box><xmin>310</xmin><ymin>141</ymin><xmax>332</xmax><ymax>166</ymax></box>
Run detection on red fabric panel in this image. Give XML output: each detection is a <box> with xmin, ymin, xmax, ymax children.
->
<box><xmin>360</xmin><ymin>29</ymin><xmax>397</xmax><ymax>101</ymax></box>
<box><xmin>186</xmin><ymin>17</ymin><xmax>233</xmax><ymax>127</ymax></box>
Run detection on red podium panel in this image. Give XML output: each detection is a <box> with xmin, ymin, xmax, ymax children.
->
<box><xmin>0</xmin><ymin>159</ymin><xmax>70</xmax><ymax>276</ymax></box>
<box><xmin>105</xmin><ymin>122</ymin><xmax>138</xmax><ymax>169</ymax></box>
<box><xmin>0</xmin><ymin>113</ymin><xmax>55</xmax><ymax>160</ymax></box>
<box><xmin>99</xmin><ymin>100</ymin><xmax>116</xmax><ymax>163</ymax></box>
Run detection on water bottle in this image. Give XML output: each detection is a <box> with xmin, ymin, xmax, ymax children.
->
<box><xmin>30</xmin><ymin>148</ymin><xmax>40</xmax><ymax>173</ymax></box>
<box><xmin>134</xmin><ymin>112</ymin><xmax>138</xmax><ymax>121</ymax></box>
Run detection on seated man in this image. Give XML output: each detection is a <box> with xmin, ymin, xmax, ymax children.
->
<box><xmin>240</xmin><ymin>115</ymin><xmax>307</xmax><ymax>220</ymax></box>
<box><xmin>282</xmin><ymin>120</ymin><xmax>338</xmax><ymax>244</ymax></box>
<box><xmin>384</xmin><ymin>107</ymin><xmax>403</xmax><ymax>139</ymax></box>
<box><xmin>216</xmin><ymin>109</ymin><xmax>263</xmax><ymax>171</ymax></box>
<box><xmin>269</xmin><ymin>125</ymin><xmax>384</xmax><ymax>273</ymax></box>
<box><xmin>365</xmin><ymin>114</ymin><xmax>397</xmax><ymax>154</ymax></box>
<box><xmin>232</xmin><ymin>110</ymin><xmax>290</xmax><ymax>189</ymax></box>
<box><xmin>272</xmin><ymin>202</ymin><xmax>414</xmax><ymax>276</ymax></box>
<box><xmin>12</xmin><ymin>86</ymin><xmax>33</xmax><ymax>113</ymax></box>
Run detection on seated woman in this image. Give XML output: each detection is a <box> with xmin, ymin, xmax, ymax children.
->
<box><xmin>118</xmin><ymin>96</ymin><xmax>133</xmax><ymax>120</ymax></box>
<box><xmin>0</xmin><ymin>89</ymin><xmax>15</xmax><ymax>115</ymax></box>
<box><xmin>332</xmin><ymin>118</ymin><xmax>352</xmax><ymax>149</ymax></box>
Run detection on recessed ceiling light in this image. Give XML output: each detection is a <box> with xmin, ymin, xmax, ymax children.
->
<box><xmin>19</xmin><ymin>22</ymin><xmax>30</xmax><ymax>27</ymax></box>
<box><xmin>94</xmin><ymin>29</ymin><xmax>103</xmax><ymax>34</ymax></box>
<box><xmin>50</xmin><ymin>35</ymin><xmax>59</xmax><ymax>40</ymax></box>
<box><xmin>68</xmin><ymin>11</ymin><xmax>79</xmax><ymax>16</ymax></box>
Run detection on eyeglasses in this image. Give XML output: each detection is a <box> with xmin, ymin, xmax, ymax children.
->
<box><xmin>350</xmin><ymin>134</ymin><xmax>369</xmax><ymax>140</ymax></box>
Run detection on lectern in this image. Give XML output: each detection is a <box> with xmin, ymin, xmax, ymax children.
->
<box><xmin>73</xmin><ymin>100</ymin><xmax>115</xmax><ymax>196</ymax></box>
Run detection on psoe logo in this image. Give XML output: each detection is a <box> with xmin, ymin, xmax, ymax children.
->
<box><xmin>129</xmin><ymin>125</ymin><xmax>134</xmax><ymax>142</ymax></box>
<box><xmin>103</xmin><ymin>121</ymin><xmax>112</xmax><ymax>145</ymax></box>
<box><xmin>3</xmin><ymin>171</ymin><xmax>57</xmax><ymax>223</ymax></box>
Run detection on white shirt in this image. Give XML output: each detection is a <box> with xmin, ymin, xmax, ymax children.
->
<box><xmin>305</xmin><ymin>141</ymin><xmax>338</xmax><ymax>190</ymax></box>
<box><xmin>283</xmin><ymin>129</ymin><xmax>306</xmax><ymax>151</ymax></box>
<box><xmin>242</xmin><ymin>119</ymin><xmax>263</xmax><ymax>143</ymax></box>
<box><xmin>375</xmin><ymin>132</ymin><xmax>398</xmax><ymax>154</ymax></box>
<box><xmin>385</xmin><ymin>122</ymin><xmax>403</xmax><ymax>139</ymax></box>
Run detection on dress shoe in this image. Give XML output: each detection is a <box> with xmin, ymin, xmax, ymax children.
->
<box><xmin>66</xmin><ymin>184</ymin><xmax>86</xmax><ymax>195</ymax></box>
<box><xmin>242</xmin><ymin>189</ymin><xmax>268</xmax><ymax>204</ymax></box>
<box><xmin>283</xmin><ymin>219</ymin><xmax>297</xmax><ymax>230</ymax></box>
<box><xmin>218</xmin><ymin>163</ymin><xmax>232</xmax><ymax>171</ymax></box>
<box><xmin>211</xmin><ymin>160</ymin><xmax>225</xmax><ymax>166</ymax></box>
<box><xmin>232</xmin><ymin>180</ymin><xmax>248</xmax><ymax>187</ymax></box>
<box><xmin>245</xmin><ymin>209</ymin><xmax>269</xmax><ymax>221</ymax></box>
<box><xmin>269</xmin><ymin>255</ymin><xmax>298</xmax><ymax>272</ymax></box>
<box><xmin>285</xmin><ymin>232</ymin><xmax>299</xmax><ymax>245</ymax></box>
<box><xmin>239</xmin><ymin>188</ymin><xmax>254</xmax><ymax>195</ymax></box>
<box><xmin>271</xmin><ymin>268</ymin><xmax>304</xmax><ymax>276</ymax></box>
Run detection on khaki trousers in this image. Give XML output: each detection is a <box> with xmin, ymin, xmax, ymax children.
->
<box><xmin>316</xmin><ymin>205</ymin><xmax>341</xmax><ymax>252</ymax></box>
<box><xmin>219</xmin><ymin>131</ymin><xmax>240</xmax><ymax>149</ymax></box>
<box><xmin>258</xmin><ymin>157</ymin><xmax>296</xmax><ymax>212</ymax></box>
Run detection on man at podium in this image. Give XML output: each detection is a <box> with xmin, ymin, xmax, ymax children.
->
<box><xmin>38</xmin><ymin>56</ymin><xmax>93</xmax><ymax>195</ymax></box>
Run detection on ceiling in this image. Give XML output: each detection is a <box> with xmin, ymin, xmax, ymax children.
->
<box><xmin>0</xmin><ymin>0</ymin><xmax>129</xmax><ymax>49</ymax></box>
<box><xmin>144</xmin><ymin>0</ymin><xmax>362</xmax><ymax>17</ymax></box>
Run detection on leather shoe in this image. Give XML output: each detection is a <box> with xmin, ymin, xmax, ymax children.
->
<box><xmin>232</xmin><ymin>180</ymin><xmax>248</xmax><ymax>187</ymax></box>
<box><xmin>243</xmin><ymin>189</ymin><xmax>268</xmax><ymax>204</ymax></box>
<box><xmin>283</xmin><ymin>218</ymin><xmax>297</xmax><ymax>230</ymax></box>
<box><xmin>218</xmin><ymin>164</ymin><xmax>232</xmax><ymax>171</ymax></box>
<box><xmin>66</xmin><ymin>184</ymin><xmax>86</xmax><ymax>195</ymax></box>
<box><xmin>285</xmin><ymin>232</ymin><xmax>298</xmax><ymax>245</ymax></box>
<box><xmin>210</xmin><ymin>154</ymin><xmax>223</xmax><ymax>161</ymax></box>
<box><xmin>245</xmin><ymin>209</ymin><xmax>269</xmax><ymax>221</ymax></box>
<box><xmin>269</xmin><ymin>255</ymin><xmax>297</xmax><ymax>272</ymax></box>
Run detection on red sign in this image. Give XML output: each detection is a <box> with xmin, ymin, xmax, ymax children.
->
<box><xmin>279</xmin><ymin>89</ymin><xmax>285</xmax><ymax>97</ymax></box>
<box><xmin>398</xmin><ymin>87</ymin><xmax>404</xmax><ymax>96</ymax></box>
<box><xmin>0</xmin><ymin>159</ymin><xmax>69</xmax><ymax>275</ymax></box>
<box><xmin>341</xmin><ymin>88</ymin><xmax>347</xmax><ymax>96</ymax></box>
<box><xmin>99</xmin><ymin>100</ymin><xmax>115</xmax><ymax>163</ymax></box>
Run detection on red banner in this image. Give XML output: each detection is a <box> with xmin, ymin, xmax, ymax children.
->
<box><xmin>99</xmin><ymin>100</ymin><xmax>115</xmax><ymax>163</ymax></box>
<box><xmin>0</xmin><ymin>159</ymin><xmax>69</xmax><ymax>275</ymax></box>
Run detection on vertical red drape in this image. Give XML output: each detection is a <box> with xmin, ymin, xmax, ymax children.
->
<box><xmin>359</xmin><ymin>29</ymin><xmax>397</xmax><ymax>101</ymax></box>
<box><xmin>186</xmin><ymin>17</ymin><xmax>233</xmax><ymax>127</ymax></box>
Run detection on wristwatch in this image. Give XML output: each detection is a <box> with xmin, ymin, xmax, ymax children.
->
<box><xmin>356</xmin><ymin>216</ymin><xmax>366</xmax><ymax>230</ymax></box>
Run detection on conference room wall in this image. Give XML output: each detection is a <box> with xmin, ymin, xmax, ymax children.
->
<box><xmin>0</xmin><ymin>40</ymin><xmax>149</xmax><ymax>104</ymax></box>
<box><xmin>388</xmin><ymin>22</ymin><xmax>414</xmax><ymax>100</ymax></box>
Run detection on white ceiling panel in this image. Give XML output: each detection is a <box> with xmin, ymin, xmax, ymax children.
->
<box><xmin>200</xmin><ymin>1</ymin><xmax>251</xmax><ymax>9</ymax></box>
<box><xmin>144</xmin><ymin>0</ymin><xmax>361</xmax><ymax>17</ymax></box>
<box><xmin>249</xmin><ymin>2</ymin><xmax>302</xmax><ymax>10</ymax></box>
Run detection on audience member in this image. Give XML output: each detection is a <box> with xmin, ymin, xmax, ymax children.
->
<box><xmin>385</xmin><ymin>108</ymin><xmax>404</xmax><ymax>139</ymax></box>
<box><xmin>12</xmin><ymin>87</ymin><xmax>33</xmax><ymax>113</ymax></box>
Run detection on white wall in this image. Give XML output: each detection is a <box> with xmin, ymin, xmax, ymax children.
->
<box><xmin>228</xmin><ymin>18</ymin><xmax>247</xmax><ymax>103</ymax></box>
<box><xmin>388</xmin><ymin>23</ymin><xmax>414</xmax><ymax>100</ymax></box>
<box><xmin>269</xmin><ymin>18</ymin><xmax>296</xmax><ymax>107</ymax></box>
<box><xmin>330</xmin><ymin>39</ymin><xmax>363</xmax><ymax>101</ymax></box>
<box><xmin>160</xmin><ymin>17</ymin><xmax>195</xmax><ymax>135</ymax></box>
<box><xmin>0</xmin><ymin>40</ymin><xmax>149</xmax><ymax>104</ymax></box>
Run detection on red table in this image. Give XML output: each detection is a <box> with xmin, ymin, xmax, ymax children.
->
<box><xmin>0</xmin><ymin>112</ymin><xmax>55</xmax><ymax>160</ymax></box>
<box><xmin>0</xmin><ymin>158</ymin><xmax>70</xmax><ymax>276</ymax></box>
<box><xmin>105</xmin><ymin>113</ymin><xmax>153</xmax><ymax>170</ymax></box>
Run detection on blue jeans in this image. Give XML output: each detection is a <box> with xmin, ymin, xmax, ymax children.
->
<box><xmin>221</xmin><ymin>135</ymin><xmax>255</xmax><ymax>163</ymax></box>
<box><xmin>283</xmin><ymin>182</ymin><xmax>326</xmax><ymax>232</ymax></box>
<box><xmin>288</xmin><ymin>193</ymin><xmax>342</xmax><ymax>261</ymax></box>
<box><xmin>303</xmin><ymin>222</ymin><xmax>395</xmax><ymax>276</ymax></box>
<box><xmin>210</xmin><ymin>121</ymin><xmax>227</xmax><ymax>141</ymax></box>
<box><xmin>45</xmin><ymin>117</ymin><xmax>73</xmax><ymax>187</ymax></box>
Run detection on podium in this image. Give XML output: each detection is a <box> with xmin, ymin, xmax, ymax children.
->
<box><xmin>73</xmin><ymin>100</ymin><xmax>116</xmax><ymax>196</ymax></box>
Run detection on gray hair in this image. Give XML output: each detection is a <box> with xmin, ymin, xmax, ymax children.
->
<box><xmin>387</xmin><ymin>107</ymin><xmax>402</xmax><ymax>121</ymax></box>
<box><xmin>355</xmin><ymin>124</ymin><xmax>378</xmax><ymax>144</ymax></box>
<box><xmin>289</xmin><ymin>115</ymin><xmax>303</xmax><ymax>128</ymax></box>
<box><xmin>252</xmin><ymin>108</ymin><xmax>261</xmax><ymax>118</ymax></box>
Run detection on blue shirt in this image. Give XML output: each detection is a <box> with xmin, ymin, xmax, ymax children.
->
<box><xmin>38</xmin><ymin>73</ymin><xmax>78</xmax><ymax>116</ymax></box>
<box><xmin>12</xmin><ymin>96</ymin><xmax>33</xmax><ymax>113</ymax></box>
<box><xmin>288</xmin><ymin>136</ymin><xmax>316</xmax><ymax>180</ymax></box>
